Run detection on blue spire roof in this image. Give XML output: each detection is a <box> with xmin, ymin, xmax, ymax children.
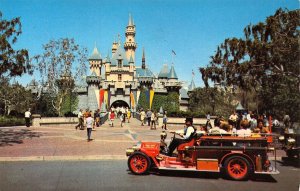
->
<box><xmin>158</xmin><ymin>64</ymin><xmax>169</xmax><ymax>78</ymax></box>
<box><xmin>89</xmin><ymin>46</ymin><xmax>101</xmax><ymax>60</ymax></box>
<box><xmin>111</xmin><ymin>45</ymin><xmax>128</xmax><ymax>66</ymax></box>
<box><xmin>168</xmin><ymin>64</ymin><xmax>178</xmax><ymax>79</ymax></box>
<box><xmin>129</xmin><ymin>55</ymin><xmax>134</xmax><ymax>63</ymax></box>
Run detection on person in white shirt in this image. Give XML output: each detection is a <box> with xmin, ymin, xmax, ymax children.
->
<box><xmin>75</xmin><ymin>109</ymin><xmax>83</xmax><ymax>130</ymax></box>
<box><xmin>86</xmin><ymin>113</ymin><xmax>94</xmax><ymax>141</ymax></box>
<box><xmin>236</xmin><ymin>120</ymin><xmax>251</xmax><ymax>137</ymax></box>
<box><xmin>167</xmin><ymin>117</ymin><xmax>196</xmax><ymax>156</ymax></box>
<box><xmin>24</xmin><ymin>109</ymin><xmax>31</xmax><ymax>127</ymax></box>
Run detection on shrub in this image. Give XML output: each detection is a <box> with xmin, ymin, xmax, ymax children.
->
<box><xmin>0</xmin><ymin>116</ymin><xmax>25</xmax><ymax>126</ymax></box>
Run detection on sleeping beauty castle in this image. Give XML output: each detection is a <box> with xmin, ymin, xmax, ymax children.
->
<box><xmin>75</xmin><ymin>14</ymin><xmax>196</xmax><ymax>112</ymax></box>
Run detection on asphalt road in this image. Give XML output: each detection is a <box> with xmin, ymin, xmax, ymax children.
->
<box><xmin>0</xmin><ymin>159</ymin><xmax>299</xmax><ymax>191</ymax></box>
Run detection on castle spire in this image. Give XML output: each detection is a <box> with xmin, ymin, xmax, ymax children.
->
<box><xmin>128</xmin><ymin>13</ymin><xmax>134</xmax><ymax>26</ymax></box>
<box><xmin>142</xmin><ymin>47</ymin><xmax>146</xmax><ymax>69</ymax></box>
<box><xmin>124</xmin><ymin>14</ymin><xmax>137</xmax><ymax>61</ymax></box>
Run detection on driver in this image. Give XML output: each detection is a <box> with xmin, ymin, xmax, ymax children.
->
<box><xmin>167</xmin><ymin>117</ymin><xmax>196</xmax><ymax>156</ymax></box>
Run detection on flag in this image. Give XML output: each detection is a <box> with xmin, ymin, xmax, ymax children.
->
<box><xmin>172</xmin><ymin>50</ymin><xmax>176</xmax><ymax>55</ymax></box>
<box><xmin>149</xmin><ymin>89</ymin><xmax>154</xmax><ymax>109</ymax></box>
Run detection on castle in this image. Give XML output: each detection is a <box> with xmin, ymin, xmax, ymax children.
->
<box><xmin>75</xmin><ymin>14</ymin><xmax>196</xmax><ymax>112</ymax></box>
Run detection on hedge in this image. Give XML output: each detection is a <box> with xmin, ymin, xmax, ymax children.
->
<box><xmin>0</xmin><ymin>116</ymin><xmax>26</xmax><ymax>127</ymax></box>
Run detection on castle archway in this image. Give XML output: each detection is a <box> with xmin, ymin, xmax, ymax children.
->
<box><xmin>111</xmin><ymin>100</ymin><xmax>129</xmax><ymax>109</ymax></box>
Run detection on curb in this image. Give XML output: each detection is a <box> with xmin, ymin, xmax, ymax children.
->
<box><xmin>0</xmin><ymin>155</ymin><xmax>281</xmax><ymax>162</ymax></box>
<box><xmin>0</xmin><ymin>155</ymin><xmax>127</xmax><ymax>162</ymax></box>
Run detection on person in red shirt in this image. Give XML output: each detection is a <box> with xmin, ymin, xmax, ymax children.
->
<box><xmin>110</xmin><ymin>110</ymin><xmax>115</xmax><ymax>127</ymax></box>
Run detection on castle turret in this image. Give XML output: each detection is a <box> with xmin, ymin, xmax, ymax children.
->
<box><xmin>124</xmin><ymin>14</ymin><xmax>137</xmax><ymax>61</ymax></box>
<box><xmin>86</xmin><ymin>71</ymin><xmax>101</xmax><ymax>111</ymax></box>
<box><xmin>88</xmin><ymin>46</ymin><xmax>102</xmax><ymax>77</ymax></box>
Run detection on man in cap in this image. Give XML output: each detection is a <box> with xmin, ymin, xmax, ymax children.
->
<box><xmin>167</xmin><ymin>117</ymin><xmax>196</xmax><ymax>156</ymax></box>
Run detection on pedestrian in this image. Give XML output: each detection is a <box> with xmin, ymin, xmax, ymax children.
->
<box><xmin>94</xmin><ymin>109</ymin><xmax>100</xmax><ymax>127</ymax></box>
<box><xmin>150</xmin><ymin>110</ymin><xmax>157</xmax><ymax>130</ymax></box>
<box><xmin>120</xmin><ymin>112</ymin><xmax>124</xmax><ymax>127</ymax></box>
<box><xmin>140</xmin><ymin>109</ymin><xmax>146</xmax><ymax>126</ymax></box>
<box><xmin>127</xmin><ymin>109</ymin><xmax>131</xmax><ymax>123</ymax></box>
<box><xmin>75</xmin><ymin>109</ymin><xmax>83</xmax><ymax>130</ymax></box>
<box><xmin>86</xmin><ymin>113</ymin><xmax>94</xmax><ymax>141</ymax></box>
<box><xmin>162</xmin><ymin>111</ymin><xmax>168</xmax><ymax>130</ymax></box>
<box><xmin>24</xmin><ymin>108</ymin><xmax>31</xmax><ymax>127</ymax></box>
<box><xmin>146</xmin><ymin>109</ymin><xmax>152</xmax><ymax>126</ymax></box>
<box><xmin>110</xmin><ymin>109</ymin><xmax>115</xmax><ymax>127</ymax></box>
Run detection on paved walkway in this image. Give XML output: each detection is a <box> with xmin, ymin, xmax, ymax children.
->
<box><xmin>0</xmin><ymin>118</ymin><xmax>181</xmax><ymax>161</ymax></box>
<box><xmin>0</xmin><ymin>118</ymin><xmax>285</xmax><ymax>161</ymax></box>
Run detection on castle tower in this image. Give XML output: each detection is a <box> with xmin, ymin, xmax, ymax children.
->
<box><xmin>86</xmin><ymin>71</ymin><xmax>101</xmax><ymax>111</ymax></box>
<box><xmin>88</xmin><ymin>46</ymin><xmax>102</xmax><ymax>77</ymax></box>
<box><xmin>124</xmin><ymin>14</ymin><xmax>137</xmax><ymax>61</ymax></box>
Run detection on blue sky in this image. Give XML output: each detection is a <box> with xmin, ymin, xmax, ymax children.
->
<box><xmin>1</xmin><ymin>0</ymin><xmax>298</xmax><ymax>87</ymax></box>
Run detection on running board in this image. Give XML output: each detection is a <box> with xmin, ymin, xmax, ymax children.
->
<box><xmin>158</xmin><ymin>166</ymin><xmax>220</xmax><ymax>172</ymax></box>
<box><xmin>254</xmin><ymin>170</ymin><xmax>280</xmax><ymax>175</ymax></box>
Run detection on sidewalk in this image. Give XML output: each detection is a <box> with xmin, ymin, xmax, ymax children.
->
<box><xmin>0</xmin><ymin>118</ymin><xmax>285</xmax><ymax>161</ymax></box>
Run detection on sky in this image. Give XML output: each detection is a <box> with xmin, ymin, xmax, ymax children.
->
<box><xmin>1</xmin><ymin>0</ymin><xmax>299</xmax><ymax>88</ymax></box>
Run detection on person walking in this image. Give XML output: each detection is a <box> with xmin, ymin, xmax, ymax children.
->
<box><xmin>162</xmin><ymin>111</ymin><xmax>168</xmax><ymax>130</ymax></box>
<box><xmin>75</xmin><ymin>109</ymin><xmax>83</xmax><ymax>130</ymax></box>
<box><xmin>94</xmin><ymin>109</ymin><xmax>100</xmax><ymax>127</ymax></box>
<box><xmin>150</xmin><ymin>110</ymin><xmax>157</xmax><ymax>130</ymax></box>
<box><xmin>127</xmin><ymin>109</ymin><xmax>131</xmax><ymax>123</ymax></box>
<box><xmin>120</xmin><ymin>112</ymin><xmax>124</xmax><ymax>127</ymax></box>
<box><xmin>86</xmin><ymin>113</ymin><xmax>94</xmax><ymax>141</ymax></box>
<box><xmin>24</xmin><ymin>109</ymin><xmax>31</xmax><ymax>127</ymax></box>
<box><xmin>140</xmin><ymin>109</ymin><xmax>146</xmax><ymax>126</ymax></box>
<box><xmin>109</xmin><ymin>109</ymin><xmax>115</xmax><ymax>127</ymax></box>
<box><xmin>146</xmin><ymin>109</ymin><xmax>152</xmax><ymax>126</ymax></box>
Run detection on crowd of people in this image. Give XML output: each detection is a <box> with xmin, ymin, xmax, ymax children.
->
<box><xmin>202</xmin><ymin>111</ymin><xmax>273</xmax><ymax>137</ymax></box>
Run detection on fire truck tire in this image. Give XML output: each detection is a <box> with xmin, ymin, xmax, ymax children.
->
<box><xmin>128</xmin><ymin>152</ymin><xmax>151</xmax><ymax>175</ymax></box>
<box><xmin>224</xmin><ymin>156</ymin><xmax>251</xmax><ymax>180</ymax></box>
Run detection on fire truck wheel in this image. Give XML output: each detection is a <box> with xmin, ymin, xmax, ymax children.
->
<box><xmin>224</xmin><ymin>156</ymin><xmax>250</xmax><ymax>180</ymax></box>
<box><xmin>128</xmin><ymin>152</ymin><xmax>151</xmax><ymax>175</ymax></box>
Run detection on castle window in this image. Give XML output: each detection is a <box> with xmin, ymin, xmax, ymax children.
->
<box><xmin>118</xmin><ymin>60</ymin><xmax>122</xmax><ymax>68</ymax></box>
<box><xmin>118</xmin><ymin>74</ymin><xmax>122</xmax><ymax>81</ymax></box>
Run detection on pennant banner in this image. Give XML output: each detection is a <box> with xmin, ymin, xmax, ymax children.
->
<box><xmin>145</xmin><ymin>89</ymin><xmax>150</xmax><ymax>109</ymax></box>
<box><xmin>94</xmin><ymin>89</ymin><xmax>100</xmax><ymax>108</ymax></box>
<box><xmin>99</xmin><ymin>89</ymin><xmax>105</xmax><ymax>110</ymax></box>
<box><xmin>104</xmin><ymin>90</ymin><xmax>108</xmax><ymax>108</ymax></box>
<box><xmin>149</xmin><ymin>89</ymin><xmax>154</xmax><ymax>109</ymax></box>
<box><xmin>136</xmin><ymin>90</ymin><xmax>140</xmax><ymax>105</ymax></box>
<box><xmin>108</xmin><ymin>91</ymin><xmax>111</xmax><ymax>108</ymax></box>
<box><xmin>130</xmin><ymin>91</ymin><xmax>135</xmax><ymax>108</ymax></box>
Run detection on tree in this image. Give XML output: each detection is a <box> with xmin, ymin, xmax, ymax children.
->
<box><xmin>0</xmin><ymin>11</ymin><xmax>32</xmax><ymax>77</ymax></box>
<box><xmin>200</xmin><ymin>8</ymin><xmax>300</xmax><ymax>121</ymax></box>
<box><xmin>0</xmin><ymin>77</ymin><xmax>34</xmax><ymax>115</ymax></box>
<box><xmin>188</xmin><ymin>87</ymin><xmax>235</xmax><ymax>118</ymax></box>
<box><xmin>33</xmin><ymin>38</ymin><xmax>88</xmax><ymax>116</ymax></box>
